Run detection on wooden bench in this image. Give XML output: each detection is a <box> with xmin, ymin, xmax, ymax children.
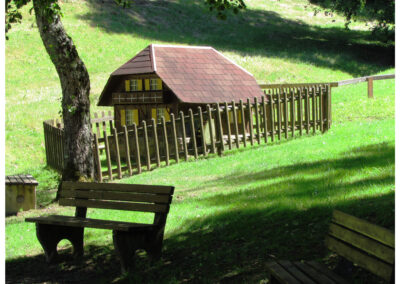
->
<box><xmin>266</xmin><ymin>210</ymin><xmax>394</xmax><ymax>283</ymax></box>
<box><xmin>26</xmin><ymin>181</ymin><xmax>174</xmax><ymax>272</ymax></box>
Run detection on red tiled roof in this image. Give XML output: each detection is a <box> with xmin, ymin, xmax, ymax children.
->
<box><xmin>98</xmin><ymin>44</ymin><xmax>263</xmax><ymax>106</ymax></box>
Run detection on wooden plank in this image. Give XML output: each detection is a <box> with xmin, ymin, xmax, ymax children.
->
<box><xmin>180</xmin><ymin>111</ymin><xmax>189</xmax><ymax>161</ymax></box>
<box><xmin>269</xmin><ymin>93</ymin><xmax>275</xmax><ymax>142</ymax></box>
<box><xmin>93</xmin><ymin>133</ymin><xmax>103</xmax><ymax>182</ymax></box>
<box><xmin>247</xmin><ymin>99</ymin><xmax>254</xmax><ymax>146</ymax></box>
<box><xmin>161</xmin><ymin>116</ymin><xmax>170</xmax><ymax>166</ymax></box>
<box><xmin>59</xmin><ymin>198</ymin><xmax>169</xmax><ymax>213</ymax></box>
<box><xmin>215</xmin><ymin>103</ymin><xmax>225</xmax><ymax>151</ymax></box>
<box><xmin>189</xmin><ymin>109</ymin><xmax>198</xmax><ymax>158</ymax></box>
<box><xmin>262</xmin><ymin>95</ymin><xmax>268</xmax><ymax>143</ymax></box>
<box><xmin>265</xmin><ymin>261</ymin><xmax>301</xmax><ymax>284</ymax></box>
<box><xmin>290</xmin><ymin>90</ymin><xmax>295</xmax><ymax>137</ymax></box>
<box><xmin>325</xmin><ymin>236</ymin><xmax>393</xmax><ymax>281</ymax></box>
<box><xmin>298</xmin><ymin>88</ymin><xmax>303</xmax><ymax>136</ymax></box>
<box><xmin>25</xmin><ymin>215</ymin><xmax>154</xmax><ymax>232</ymax></box>
<box><xmin>198</xmin><ymin>106</ymin><xmax>207</xmax><ymax>156</ymax></box>
<box><xmin>123</xmin><ymin>126</ymin><xmax>132</xmax><ymax>176</ymax></box>
<box><xmin>305</xmin><ymin>88</ymin><xmax>310</xmax><ymax>134</ymax></box>
<box><xmin>60</xmin><ymin>190</ymin><xmax>172</xmax><ymax>204</ymax></box>
<box><xmin>108</xmin><ymin>110</ymin><xmax>113</xmax><ymax>130</ymax></box>
<box><xmin>62</xmin><ymin>181</ymin><xmax>174</xmax><ymax>195</ymax></box>
<box><xmin>319</xmin><ymin>86</ymin><xmax>324</xmax><ymax>132</ymax></box>
<box><xmin>327</xmin><ymin>85</ymin><xmax>332</xmax><ymax>130</ymax></box>
<box><xmin>101</xmin><ymin>111</ymin><xmax>107</xmax><ymax>132</ymax></box>
<box><xmin>276</xmin><ymin>92</ymin><xmax>282</xmax><ymax>140</ymax></box>
<box><xmin>133</xmin><ymin>123</ymin><xmax>142</xmax><ymax>174</ymax></box>
<box><xmin>151</xmin><ymin>118</ymin><xmax>161</xmax><ymax>167</ymax></box>
<box><xmin>332</xmin><ymin>210</ymin><xmax>394</xmax><ymax>248</ymax></box>
<box><xmin>254</xmin><ymin>97</ymin><xmax>261</xmax><ymax>144</ymax></box>
<box><xmin>328</xmin><ymin>223</ymin><xmax>394</xmax><ymax>264</ymax></box>
<box><xmin>293</xmin><ymin>262</ymin><xmax>336</xmax><ymax>284</ymax></box>
<box><xmin>224</xmin><ymin>102</ymin><xmax>232</xmax><ymax>150</ymax></box>
<box><xmin>142</xmin><ymin>121</ymin><xmax>151</xmax><ymax>170</ymax></box>
<box><xmin>277</xmin><ymin>261</ymin><xmax>317</xmax><ymax>284</ymax></box>
<box><xmin>283</xmin><ymin>91</ymin><xmax>288</xmax><ymax>139</ymax></box>
<box><xmin>171</xmin><ymin>113</ymin><xmax>179</xmax><ymax>163</ymax></box>
<box><xmin>239</xmin><ymin>100</ymin><xmax>247</xmax><ymax>147</ymax></box>
<box><xmin>113</xmin><ymin>128</ymin><xmax>122</xmax><ymax>179</ymax></box>
<box><xmin>306</xmin><ymin>261</ymin><xmax>349</xmax><ymax>284</ymax></box>
<box><xmin>312</xmin><ymin>87</ymin><xmax>317</xmax><ymax>134</ymax></box>
<box><xmin>231</xmin><ymin>101</ymin><xmax>240</xmax><ymax>148</ymax></box>
<box><xmin>103</xmin><ymin>130</ymin><xmax>113</xmax><ymax>180</ymax></box>
<box><xmin>207</xmin><ymin>105</ymin><xmax>216</xmax><ymax>154</ymax></box>
<box><xmin>259</xmin><ymin>82</ymin><xmax>338</xmax><ymax>89</ymax></box>
<box><xmin>94</xmin><ymin>112</ymin><xmax>101</xmax><ymax>138</ymax></box>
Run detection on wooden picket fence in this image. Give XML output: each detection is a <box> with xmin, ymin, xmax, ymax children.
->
<box><xmin>43</xmin><ymin>85</ymin><xmax>331</xmax><ymax>180</ymax></box>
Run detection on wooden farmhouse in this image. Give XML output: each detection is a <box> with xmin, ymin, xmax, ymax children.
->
<box><xmin>98</xmin><ymin>44</ymin><xmax>264</xmax><ymax>130</ymax></box>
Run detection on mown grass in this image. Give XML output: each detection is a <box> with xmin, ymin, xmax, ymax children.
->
<box><xmin>5</xmin><ymin>0</ymin><xmax>394</xmax><ymax>282</ymax></box>
<box><xmin>5</xmin><ymin>0</ymin><xmax>394</xmax><ymax>190</ymax></box>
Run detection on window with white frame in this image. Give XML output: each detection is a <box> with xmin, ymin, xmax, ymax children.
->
<box><xmin>130</xmin><ymin>79</ymin><xmax>139</xmax><ymax>91</ymax></box>
<box><xmin>126</xmin><ymin>109</ymin><xmax>134</xmax><ymax>125</ymax></box>
<box><xmin>150</xmin><ymin>79</ymin><xmax>158</xmax><ymax>90</ymax></box>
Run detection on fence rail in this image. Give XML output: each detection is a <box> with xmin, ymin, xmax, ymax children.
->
<box><xmin>260</xmin><ymin>73</ymin><xmax>394</xmax><ymax>99</ymax></box>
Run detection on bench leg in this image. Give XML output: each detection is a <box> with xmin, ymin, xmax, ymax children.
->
<box><xmin>113</xmin><ymin>230</ymin><xmax>162</xmax><ymax>273</ymax></box>
<box><xmin>36</xmin><ymin>224</ymin><xmax>84</xmax><ymax>263</ymax></box>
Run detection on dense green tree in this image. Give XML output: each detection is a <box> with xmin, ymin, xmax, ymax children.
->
<box><xmin>5</xmin><ymin>0</ymin><xmax>246</xmax><ymax>187</ymax></box>
<box><xmin>309</xmin><ymin>0</ymin><xmax>394</xmax><ymax>38</ymax></box>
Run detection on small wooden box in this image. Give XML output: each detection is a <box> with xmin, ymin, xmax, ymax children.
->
<box><xmin>6</xmin><ymin>175</ymin><xmax>38</xmax><ymax>216</ymax></box>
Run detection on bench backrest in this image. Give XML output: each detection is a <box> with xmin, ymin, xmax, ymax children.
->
<box><xmin>60</xmin><ymin>181</ymin><xmax>174</xmax><ymax>215</ymax></box>
<box><xmin>326</xmin><ymin>210</ymin><xmax>394</xmax><ymax>282</ymax></box>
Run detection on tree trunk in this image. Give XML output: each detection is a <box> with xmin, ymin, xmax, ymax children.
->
<box><xmin>33</xmin><ymin>0</ymin><xmax>93</xmax><ymax>182</ymax></box>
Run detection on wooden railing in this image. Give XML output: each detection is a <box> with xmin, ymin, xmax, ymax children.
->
<box><xmin>44</xmin><ymin>85</ymin><xmax>332</xmax><ymax>179</ymax></box>
<box><xmin>259</xmin><ymin>73</ymin><xmax>394</xmax><ymax>99</ymax></box>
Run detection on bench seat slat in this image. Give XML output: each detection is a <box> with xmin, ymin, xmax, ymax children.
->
<box><xmin>60</xmin><ymin>190</ymin><xmax>172</xmax><ymax>204</ymax></box>
<box><xmin>305</xmin><ymin>261</ymin><xmax>349</xmax><ymax>284</ymax></box>
<box><xmin>329</xmin><ymin>223</ymin><xmax>394</xmax><ymax>264</ymax></box>
<box><xmin>325</xmin><ymin>236</ymin><xmax>393</xmax><ymax>282</ymax></box>
<box><xmin>293</xmin><ymin>262</ymin><xmax>336</xmax><ymax>284</ymax></box>
<box><xmin>277</xmin><ymin>261</ymin><xmax>317</xmax><ymax>284</ymax></box>
<box><xmin>62</xmin><ymin>181</ymin><xmax>174</xmax><ymax>195</ymax></box>
<box><xmin>59</xmin><ymin>198</ymin><xmax>169</xmax><ymax>213</ymax></box>
<box><xmin>266</xmin><ymin>261</ymin><xmax>301</xmax><ymax>284</ymax></box>
<box><xmin>332</xmin><ymin>210</ymin><xmax>394</xmax><ymax>248</ymax></box>
<box><xmin>25</xmin><ymin>215</ymin><xmax>155</xmax><ymax>231</ymax></box>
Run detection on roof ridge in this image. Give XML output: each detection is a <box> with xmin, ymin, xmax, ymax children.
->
<box><xmin>152</xmin><ymin>44</ymin><xmax>212</xmax><ymax>49</ymax></box>
<box><xmin>210</xmin><ymin>48</ymin><xmax>253</xmax><ymax>76</ymax></box>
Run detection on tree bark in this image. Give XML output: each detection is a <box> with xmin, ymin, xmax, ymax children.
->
<box><xmin>33</xmin><ymin>0</ymin><xmax>93</xmax><ymax>182</ymax></box>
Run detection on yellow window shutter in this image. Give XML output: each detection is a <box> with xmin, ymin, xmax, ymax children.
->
<box><xmin>145</xmin><ymin>79</ymin><xmax>150</xmax><ymax>91</ymax></box>
<box><xmin>164</xmin><ymin>108</ymin><xmax>170</xmax><ymax>121</ymax></box>
<box><xmin>133</xmin><ymin>109</ymin><xmax>139</xmax><ymax>125</ymax></box>
<box><xmin>138</xmin><ymin>80</ymin><xmax>143</xmax><ymax>91</ymax></box>
<box><xmin>157</xmin><ymin>79</ymin><xmax>162</xmax><ymax>90</ymax></box>
<box><xmin>125</xmin><ymin>80</ymin><xmax>130</xmax><ymax>92</ymax></box>
<box><xmin>151</xmin><ymin>108</ymin><xmax>157</xmax><ymax>120</ymax></box>
<box><xmin>238</xmin><ymin>111</ymin><xmax>242</xmax><ymax>124</ymax></box>
<box><xmin>120</xmin><ymin>109</ymin><xmax>126</xmax><ymax>126</ymax></box>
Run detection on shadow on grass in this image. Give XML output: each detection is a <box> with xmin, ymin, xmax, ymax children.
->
<box><xmin>78</xmin><ymin>0</ymin><xmax>393</xmax><ymax>77</ymax></box>
<box><xmin>6</xmin><ymin>143</ymin><xmax>394</xmax><ymax>283</ymax></box>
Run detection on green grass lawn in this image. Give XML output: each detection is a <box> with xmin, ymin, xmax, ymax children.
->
<box><xmin>5</xmin><ymin>0</ymin><xmax>394</xmax><ymax>282</ymax></box>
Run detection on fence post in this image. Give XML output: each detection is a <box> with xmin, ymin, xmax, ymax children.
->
<box><xmin>123</xmin><ymin>125</ymin><xmax>132</xmax><ymax>176</ymax></box>
<box><xmin>142</xmin><ymin>121</ymin><xmax>151</xmax><ymax>170</ymax></box>
<box><xmin>103</xmin><ymin>130</ymin><xmax>113</xmax><ymax>181</ymax></box>
<box><xmin>180</xmin><ymin>111</ymin><xmax>189</xmax><ymax>161</ymax></box>
<box><xmin>368</xmin><ymin>77</ymin><xmax>374</xmax><ymax>98</ymax></box>
<box><xmin>254</xmin><ymin>97</ymin><xmax>261</xmax><ymax>145</ymax></box>
<box><xmin>93</xmin><ymin>133</ymin><xmax>103</xmax><ymax>182</ymax></box>
<box><xmin>231</xmin><ymin>100</ymin><xmax>240</xmax><ymax>148</ymax></box>
<box><xmin>262</xmin><ymin>95</ymin><xmax>268</xmax><ymax>143</ymax></box>
<box><xmin>197</xmin><ymin>106</ymin><xmax>207</xmax><ymax>157</ymax></box>
<box><xmin>215</xmin><ymin>103</ymin><xmax>224</xmax><ymax>152</ymax></box>
<box><xmin>133</xmin><ymin>123</ymin><xmax>142</xmax><ymax>174</ymax></box>
<box><xmin>171</xmin><ymin>113</ymin><xmax>179</xmax><ymax>163</ymax></box>
<box><xmin>239</xmin><ymin>100</ymin><xmax>247</xmax><ymax>147</ymax></box>
<box><xmin>224</xmin><ymin>102</ymin><xmax>232</xmax><ymax>150</ymax></box>
<box><xmin>113</xmin><ymin>128</ymin><xmax>122</xmax><ymax>179</ymax></box>
<box><xmin>207</xmin><ymin>105</ymin><xmax>216</xmax><ymax>154</ymax></box>
<box><xmin>152</xmin><ymin>118</ymin><xmax>161</xmax><ymax>168</ymax></box>
<box><xmin>189</xmin><ymin>109</ymin><xmax>198</xmax><ymax>159</ymax></box>
<box><xmin>161</xmin><ymin>116</ymin><xmax>170</xmax><ymax>166</ymax></box>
